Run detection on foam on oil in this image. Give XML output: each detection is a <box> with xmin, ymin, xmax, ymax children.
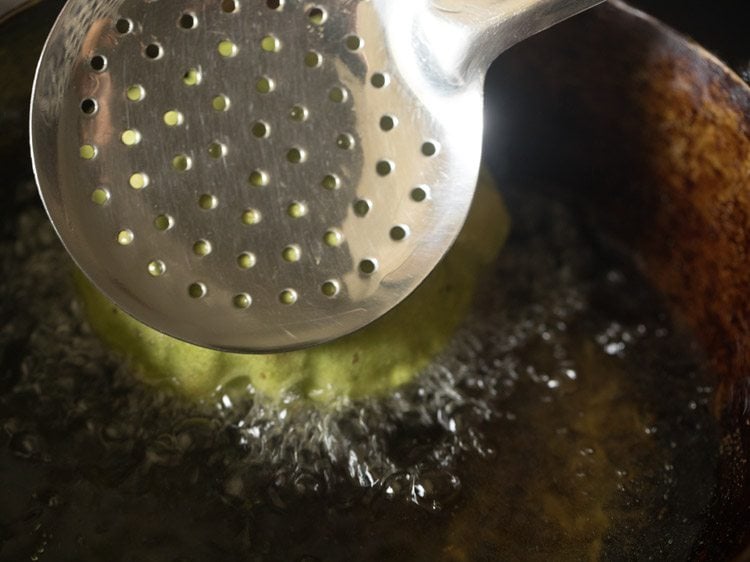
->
<box><xmin>0</xmin><ymin>181</ymin><xmax>718</xmax><ymax>560</ymax></box>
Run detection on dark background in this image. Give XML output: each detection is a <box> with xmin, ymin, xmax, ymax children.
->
<box><xmin>628</xmin><ymin>0</ymin><xmax>749</xmax><ymax>80</ymax></box>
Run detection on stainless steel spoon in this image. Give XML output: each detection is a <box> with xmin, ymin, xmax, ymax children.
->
<box><xmin>31</xmin><ymin>0</ymin><xmax>603</xmax><ymax>353</ymax></box>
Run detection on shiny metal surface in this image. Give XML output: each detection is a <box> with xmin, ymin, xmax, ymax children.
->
<box><xmin>31</xmin><ymin>0</ymin><xmax>603</xmax><ymax>353</ymax></box>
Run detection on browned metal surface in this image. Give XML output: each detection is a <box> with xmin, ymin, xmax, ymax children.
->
<box><xmin>489</xmin><ymin>2</ymin><xmax>750</xmax><ymax>557</ymax></box>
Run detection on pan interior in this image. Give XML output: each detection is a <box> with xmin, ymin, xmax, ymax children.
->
<box><xmin>0</xmin><ymin>179</ymin><xmax>719</xmax><ymax>560</ymax></box>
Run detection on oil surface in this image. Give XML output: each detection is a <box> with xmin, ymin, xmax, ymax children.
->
<box><xmin>0</xmin><ymin>180</ymin><xmax>718</xmax><ymax>561</ymax></box>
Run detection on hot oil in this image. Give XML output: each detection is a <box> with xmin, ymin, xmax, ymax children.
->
<box><xmin>0</xmin><ymin>180</ymin><xmax>718</xmax><ymax>561</ymax></box>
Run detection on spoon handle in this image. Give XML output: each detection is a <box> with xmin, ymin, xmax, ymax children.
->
<box><xmin>429</xmin><ymin>0</ymin><xmax>606</xmax><ymax>78</ymax></box>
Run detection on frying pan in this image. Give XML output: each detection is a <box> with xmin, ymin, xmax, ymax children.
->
<box><xmin>484</xmin><ymin>4</ymin><xmax>750</xmax><ymax>558</ymax></box>
<box><xmin>1</xmin><ymin>1</ymin><xmax>748</xmax><ymax>559</ymax></box>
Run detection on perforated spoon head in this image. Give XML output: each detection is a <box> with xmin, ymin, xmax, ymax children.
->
<box><xmin>31</xmin><ymin>0</ymin><xmax>602</xmax><ymax>353</ymax></box>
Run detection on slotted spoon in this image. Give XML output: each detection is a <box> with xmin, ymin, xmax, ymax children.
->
<box><xmin>30</xmin><ymin>0</ymin><xmax>603</xmax><ymax>352</ymax></box>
